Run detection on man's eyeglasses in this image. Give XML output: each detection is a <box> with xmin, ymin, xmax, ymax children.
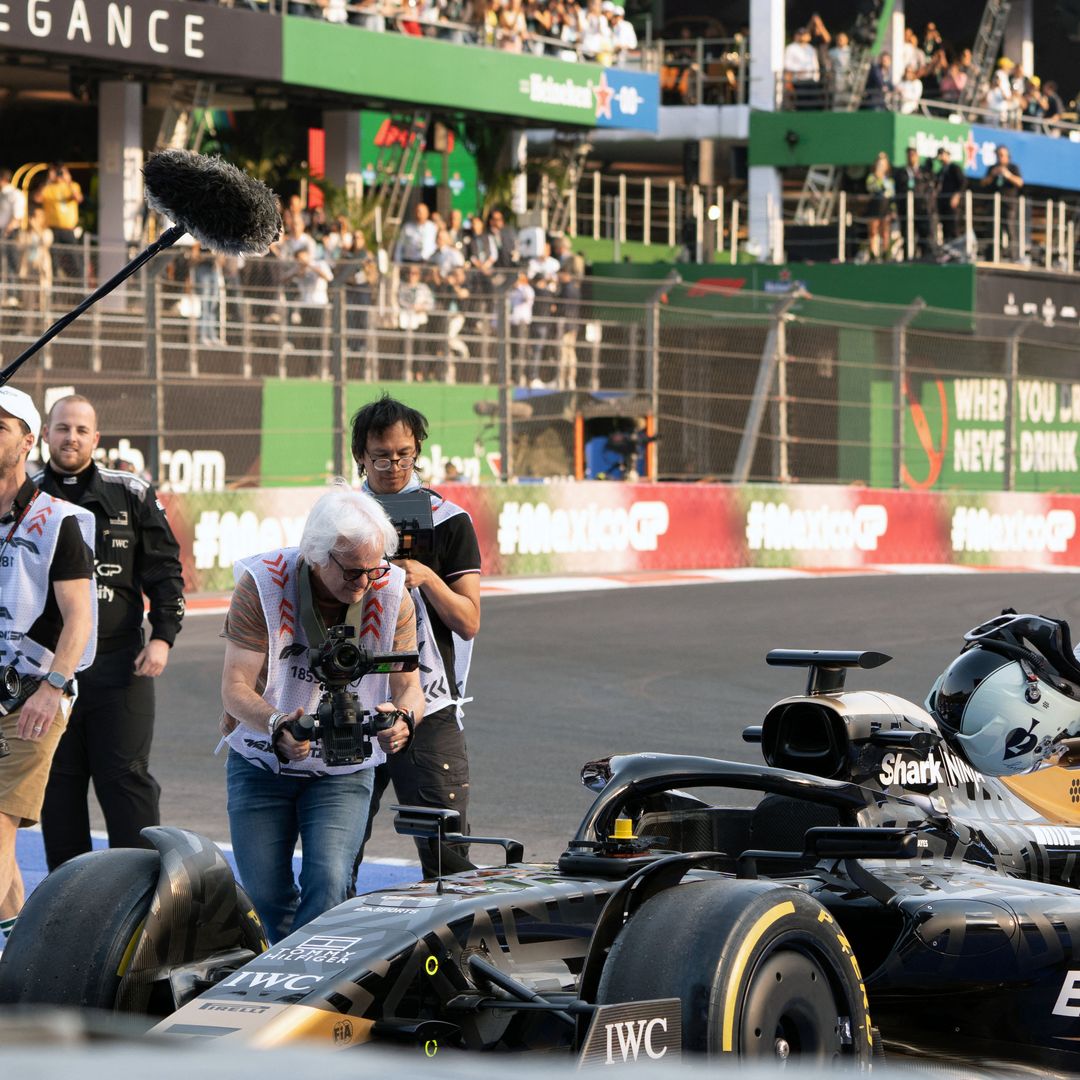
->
<box><xmin>328</xmin><ymin>551</ymin><xmax>391</xmax><ymax>583</ymax></box>
<box><xmin>368</xmin><ymin>454</ymin><xmax>416</xmax><ymax>472</ymax></box>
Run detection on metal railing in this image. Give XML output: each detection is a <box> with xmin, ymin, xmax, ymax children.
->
<box><xmin>8</xmin><ymin>263</ymin><xmax>1080</xmax><ymax>491</ymax></box>
<box><xmin>655</xmin><ymin>36</ymin><xmax>748</xmax><ymax>106</ymax></box>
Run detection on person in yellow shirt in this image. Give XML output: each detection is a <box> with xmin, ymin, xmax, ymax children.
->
<box><xmin>36</xmin><ymin>164</ymin><xmax>83</xmax><ymax>280</ymax></box>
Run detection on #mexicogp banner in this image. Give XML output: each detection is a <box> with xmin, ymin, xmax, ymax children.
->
<box><xmin>162</xmin><ymin>481</ymin><xmax>1080</xmax><ymax>595</ymax></box>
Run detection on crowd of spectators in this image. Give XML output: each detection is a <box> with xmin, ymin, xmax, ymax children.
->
<box><xmin>783</xmin><ymin>15</ymin><xmax>1070</xmax><ymax>133</ymax></box>
<box><xmin>857</xmin><ymin>141</ymin><xmax>1025</xmax><ymax>265</ymax></box>
<box><xmin>158</xmin><ymin>193</ymin><xmax>588</xmax><ymax>387</ymax></box>
<box><xmin>273</xmin><ymin>0</ymin><xmax>640</xmax><ymax>65</ymax></box>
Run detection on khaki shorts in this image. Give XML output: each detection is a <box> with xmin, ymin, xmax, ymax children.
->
<box><xmin>0</xmin><ymin>700</ymin><xmax>71</xmax><ymax>827</ymax></box>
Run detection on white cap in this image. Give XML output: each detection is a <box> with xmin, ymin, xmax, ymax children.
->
<box><xmin>601</xmin><ymin>1</ymin><xmax>614</xmax><ymax>10</ymax></box>
<box><xmin>0</xmin><ymin>386</ymin><xmax>41</xmax><ymax>441</ymax></box>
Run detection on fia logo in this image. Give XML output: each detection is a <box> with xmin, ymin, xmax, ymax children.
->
<box><xmin>333</xmin><ymin>1020</ymin><xmax>353</xmax><ymax>1045</ymax></box>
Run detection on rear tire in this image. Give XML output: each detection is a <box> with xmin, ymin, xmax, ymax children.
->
<box><xmin>596</xmin><ymin>878</ymin><xmax>873</xmax><ymax>1066</ymax></box>
<box><xmin>0</xmin><ymin>849</ymin><xmax>159</xmax><ymax>1010</ymax></box>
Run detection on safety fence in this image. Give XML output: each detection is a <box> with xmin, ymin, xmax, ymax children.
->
<box><xmin>7</xmin><ymin>265</ymin><xmax>1080</xmax><ymax>500</ymax></box>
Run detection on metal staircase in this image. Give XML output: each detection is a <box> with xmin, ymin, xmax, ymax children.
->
<box><xmin>538</xmin><ymin>135</ymin><xmax>593</xmax><ymax>236</ymax></box>
<box><xmin>793</xmin><ymin>0</ymin><xmax>887</xmax><ymax>225</ymax></box>
<box><xmin>959</xmin><ymin>0</ymin><xmax>1013</xmax><ymax>108</ymax></box>
<box><xmin>155</xmin><ymin>81</ymin><xmax>215</xmax><ymax>153</ymax></box>
<box><xmin>368</xmin><ymin>112</ymin><xmax>431</xmax><ymax>248</ymax></box>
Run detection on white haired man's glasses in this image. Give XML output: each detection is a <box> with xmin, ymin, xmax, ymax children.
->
<box><xmin>328</xmin><ymin>552</ymin><xmax>391</xmax><ymax>583</ymax></box>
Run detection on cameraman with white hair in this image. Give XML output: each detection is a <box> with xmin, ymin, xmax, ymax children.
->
<box><xmin>219</xmin><ymin>483</ymin><xmax>425</xmax><ymax>943</ymax></box>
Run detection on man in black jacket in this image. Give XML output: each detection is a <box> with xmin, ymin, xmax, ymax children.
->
<box><xmin>36</xmin><ymin>395</ymin><xmax>185</xmax><ymax>869</ymax></box>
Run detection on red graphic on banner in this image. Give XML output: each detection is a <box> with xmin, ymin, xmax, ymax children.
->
<box><xmin>374</xmin><ymin>118</ymin><xmax>450</xmax><ymax>153</ymax></box>
<box><xmin>686</xmin><ymin>278</ymin><xmax>748</xmax><ymax>298</ymax></box>
<box><xmin>901</xmin><ymin>376</ymin><xmax>949</xmax><ymax>491</ymax></box>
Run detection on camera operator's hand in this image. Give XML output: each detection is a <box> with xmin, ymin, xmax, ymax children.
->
<box><xmin>375</xmin><ymin>703</ymin><xmax>411</xmax><ymax>755</ymax></box>
<box><xmin>274</xmin><ymin>707</ymin><xmax>309</xmax><ymax>762</ymax></box>
<box><xmin>392</xmin><ymin>557</ymin><xmax>433</xmax><ymax>591</ymax></box>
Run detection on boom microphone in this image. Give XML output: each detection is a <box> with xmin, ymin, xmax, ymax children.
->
<box><xmin>143</xmin><ymin>150</ymin><xmax>282</xmax><ymax>256</ymax></box>
<box><xmin>0</xmin><ymin>150</ymin><xmax>282</xmax><ymax>388</ymax></box>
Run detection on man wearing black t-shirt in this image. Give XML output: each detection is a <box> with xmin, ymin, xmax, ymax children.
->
<box><xmin>980</xmin><ymin>145</ymin><xmax>1024</xmax><ymax>260</ymax></box>
<box><xmin>350</xmin><ymin>394</ymin><xmax>481</xmax><ymax>879</ymax></box>
<box><xmin>0</xmin><ymin>386</ymin><xmax>94</xmax><ymax>941</ymax></box>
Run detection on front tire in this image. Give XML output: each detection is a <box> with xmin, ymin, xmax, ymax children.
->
<box><xmin>596</xmin><ymin>878</ymin><xmax>873</xmax><ymax>1066</ymax></box>
<box><xmin>0</xmin><ymin>849</ymin><xmax>159</xmax><ymax>1009</ymax></box>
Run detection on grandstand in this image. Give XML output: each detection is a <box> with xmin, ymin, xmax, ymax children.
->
<box><xmin>1</xmin><ymin>0</ymin><xmax>1080</xmax><ymax>519</ymax></box>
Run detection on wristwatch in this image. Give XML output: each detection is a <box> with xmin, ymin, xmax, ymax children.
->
<box><xmin>44</xmin><ymin>671</ymin><xmax>69</xmax><ymax>691</ymax></box>
<box><xmin>267</xmin><ymin>711</ymin><xmax>288</xmax><ymax>736</ymax></box>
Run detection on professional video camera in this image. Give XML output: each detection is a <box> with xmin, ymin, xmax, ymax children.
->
<box><xmin>0</xmin><ymin>665</ymin><xmax>32</xmax><ymax>759</ymax></box>
<box><xmin>370</xmin><ymin>489</ymin><xmax>436</xmax><ymax>562</ymax></box>
<box><xmin>277</xmin><ymin>625</ymin><xmax>419</xmax><ymax>767</ymax></box>
<box><xmin>605</xmin><ymin>430</ymin><xmax>660</xmax><ymax>479</ymax></box>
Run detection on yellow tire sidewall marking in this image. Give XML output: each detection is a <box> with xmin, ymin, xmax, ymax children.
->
<box><xmin>721</xmin><ymin>900</ymin><xmax>796</xmax><ymax>1052</ymax></box>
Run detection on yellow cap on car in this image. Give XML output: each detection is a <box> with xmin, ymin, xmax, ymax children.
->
<box><xmin>610</xmin><ymin>817</ymin><xmax>636</xmax><ymax>841</ymax></box>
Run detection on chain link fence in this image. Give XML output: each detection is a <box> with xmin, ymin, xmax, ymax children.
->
<box><xmin>6</xmin><ymin>246</ymin><xmax>1080</xmax><ymax>492</ymax></box>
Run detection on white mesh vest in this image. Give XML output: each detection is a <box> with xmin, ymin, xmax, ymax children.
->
<box><xmin>1</xmin><ymin>493</ymin><xmax>97</xmax><ymax>679</ymax></box>
<box><xmin>226</xmin><ymin>548</ymin><xmax>405</xmax><ymax>776</ymax></box>
<box><xmin>416</xmin><ymin>495</ymin><xmax>476</xmax><ymax>726</ymax></box>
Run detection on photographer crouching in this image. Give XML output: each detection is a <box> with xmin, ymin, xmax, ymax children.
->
<box><xmin>219</xmin><ymin>483</ymin><xmax>424</xmax><ymax>943</ymax></box>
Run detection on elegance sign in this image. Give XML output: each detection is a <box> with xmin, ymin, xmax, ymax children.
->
<box><xmin>0</xmin><ymin>0</ymin><xmax>281</xmax><ymax>79</ymax></box>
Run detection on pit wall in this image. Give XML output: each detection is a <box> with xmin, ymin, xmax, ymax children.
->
<box><xmin>163</xmin><ymin>483</ymin><xmax>1076</xmax><ymax>594</ymax></box>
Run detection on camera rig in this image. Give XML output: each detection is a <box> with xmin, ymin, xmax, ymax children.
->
<box><xmin>278</xmin><ymin>624</ymin><xmax>419</xmax><ymax>767</ymax></box>
<box><xmin>370</xmin><ymin>489</ymin><xmax>436</xmax><ymax>562</ymax></box>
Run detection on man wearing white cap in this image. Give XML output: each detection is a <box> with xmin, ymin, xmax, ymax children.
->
<box><xmin>0</xmin><ymin>385</ymin><xmax>96</xmax><ymax>942</ymax></box>
<box><xmin>610</xmin><ymin>6</ymin><xmax>637</xmax><ymax>61</ymax></box>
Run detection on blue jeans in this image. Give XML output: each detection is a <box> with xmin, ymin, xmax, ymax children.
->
<box><xmin>226</xmin><ymin>751</ymin><xmax>374</xmax><ymax>943</ymax></box>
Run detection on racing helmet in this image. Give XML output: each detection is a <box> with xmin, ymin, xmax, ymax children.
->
<box><xmin>926</xmin><ymin>613</ymin><xmax>1080</xmax><ymax>776</ymax></box>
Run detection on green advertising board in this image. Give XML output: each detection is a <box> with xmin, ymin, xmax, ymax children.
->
<box><xmin>870</xmin><ymin>375</ymin><xmax>1080</xmax><ymax>492</ymax></box>
<box><xmin>359</xmin><ymin>111</ymin><xmax>478</xmax><ymax>216</ymax></box>
<box><xmin>283</xmin><ymin>18</ymin><xmax>658</xmax><ymax>129</ymax></box>
<box><xmin>261</xmin><ymin>380</ymin><xmax>499</xmax><ymax>486</ymax></box>
<box><xmin>749</xmin><ymin>111</ymin><xmax>968</xmax><ymax>169</ymax></box>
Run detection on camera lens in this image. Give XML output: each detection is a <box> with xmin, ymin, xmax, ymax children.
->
<box><xmin>334</xmin><ymin>643</ymin><xmax>360</xmax><ymax>673</ymax></box>
<box><xmin>0</xmin><ymin>666</ymin><xmax>20</xmax><ymax>699</ymax></box>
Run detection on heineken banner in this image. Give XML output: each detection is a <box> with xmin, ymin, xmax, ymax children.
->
<box><xmin>284</xmin><ymin>18</ymin><xmax>658</xmax><ymax>130</ymax></box>
<box><xmin>163</xmin><ymin>481</ymin><xmax>1080</xmax><ymax>594</ymax></box>
<box><xmin>870</xmin><ymin>374</ymin><xmax>1080</xmax><ymax>492</ymax></box>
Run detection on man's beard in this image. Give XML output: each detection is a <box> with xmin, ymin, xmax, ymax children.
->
<box><xmin>0</xmin><ymin>444</ymin><xmax>24</xmax><ymax>480</ymax></box>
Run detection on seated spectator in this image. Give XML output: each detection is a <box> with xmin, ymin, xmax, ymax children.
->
<box><xmin>497</xmin><ymin>0</ymin><xmax>527</xmax><ymax>52</ymax></box>
<box><xmin>784</xmin><ymin>26</ymin><xmax>821</xmax><ymax>109</ymax></box>
<box><xmin>609</xmin><ymin>5</ymin><xmax>637</xmax><ymax>63</ymax></box>
<box><xmin>434</xmin><ymin>228</ymin><xmax>465</xmax><ymax>280</ymax></box>
<box><xmin>397</xmin><ymin>264</ymin><xmax>435</xmax><ymax>331</ymax></box>
<box><xmin>395</xmin><ymin>202</ymin><xmax>438</xmax><ymax>264</ymax></box>
<box><xmin>896</xmin><ymin>65</ymin><xmax>923</xmax><ymax>114</ymax></box>
<box><xmin>580</xmin><ymin>0</ymin><xmax>613</xmax><ymax>62</ymax></box>
<box><xmin>940</xmin><ymin>60</ymin><xmax>968</xmax><ymax>104</ymax></box>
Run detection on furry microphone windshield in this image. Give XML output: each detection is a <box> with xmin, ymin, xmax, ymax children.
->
<box><xmin>0</xmin><ymin>151</ymin><xmax>283</xmax><ymax>387</ymax></box>
<box><xmin>143</xmin><ymin>150</ymin><xmax>282</xmax><ymax>256</ymax></box>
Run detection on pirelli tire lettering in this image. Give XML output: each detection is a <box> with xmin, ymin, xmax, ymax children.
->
<box><xmin>595</xmin><ymin>879</ymin><xmax>873</xmax><ymax>1067</ymax></box>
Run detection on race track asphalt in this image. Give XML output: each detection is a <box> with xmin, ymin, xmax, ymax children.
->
<box><xmin>121</xmin><ymin>570</ymin><xmax>1079</xmax><ymax>866</ymax></box>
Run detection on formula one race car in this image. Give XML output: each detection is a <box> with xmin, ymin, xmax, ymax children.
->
<box><xmin>6</xmin><ymin>615</ymin><xmax>1080</xmax><ymax>1071</ymax></box>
